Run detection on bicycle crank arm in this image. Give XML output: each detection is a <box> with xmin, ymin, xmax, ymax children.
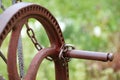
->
<box><xmin>66</xmin><ymin>50</ymin><xmax>113</xmax><ymax>61</ymax></box>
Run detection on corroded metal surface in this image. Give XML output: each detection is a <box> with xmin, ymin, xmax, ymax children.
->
<box><xmin>0</xmin><ymin>2</ymin><xmax>67</xmax><ymax>80</ymax></box>
<box><xmin>66</xmin><ymin>50</ymin><xmax>113</xmax><ymax>61</ymax></box>
<box><xmin>0</xmin><ymin>2</ymin><xmax>113</xmax><ymax>80</ymax></box>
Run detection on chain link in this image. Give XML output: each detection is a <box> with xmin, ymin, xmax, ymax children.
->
<box><xmin>0</xmin><ymin>0</ymin><xmax>5</xmax><ymax>11</ymax></box>
<box><xmin>25</xmin><ymin>21</ymin><xmax>54</xmax><ymax>61</ymax></box>
<box><xmin>25</xmin><ymin>21</ymin><xmax>43</xmax><ymax>51</ymax></box>
<box><xmin>11</xmin><ymin>0</ymin><xmax>25</xmax><ymax>79</ymax></box>
<box><xmin>12</xmin><ymin>0</ymin><xmax>22</xmax><ymax>4</ymax></box>
<box><xmin>0</xmin><ymin>51</ymin><xmax>7</xmax><ymax>64</ymax></box>
<box><xmin>17</xmin><ymin>35</ymin><xmax>24</xmax><ymax>79</ymax></box>
<box><xmin>59</xmin><ymin>44</ymin><xmax>75</xmax><ymax>66</ymax></box>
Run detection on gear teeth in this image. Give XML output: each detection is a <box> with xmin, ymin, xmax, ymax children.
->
<box><xmin>0</xmin><ymin>3</ymin><xmax>65</xmax><ymax>46</ymax></box>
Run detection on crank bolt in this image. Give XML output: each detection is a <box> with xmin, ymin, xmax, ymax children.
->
<box><xmin>107</xmin><ymin>53</ymin><xmax>114</xmax><ymax>61</ymax></box>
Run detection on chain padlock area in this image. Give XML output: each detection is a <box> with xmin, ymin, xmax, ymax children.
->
<box><xmin>59</xmin><ymin>44</ymin><xmax>75</xmax><ymax>66</ymax></box>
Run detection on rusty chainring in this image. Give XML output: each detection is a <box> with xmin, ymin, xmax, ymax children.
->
<box><xmin>0</xmin><ymin>2</ymin><xmax>68</xmax><ymax>80</ymax></box>
<box><xmin>0</xmin><ymin>2</ymin><xmax>114</xmax><ymax>80</ymax></box>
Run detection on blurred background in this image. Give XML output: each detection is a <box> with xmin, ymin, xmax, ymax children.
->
<box><xmin>0</xmin><ymin>0</ymin><xmax>120</xmax><ymax>80</ymax></box>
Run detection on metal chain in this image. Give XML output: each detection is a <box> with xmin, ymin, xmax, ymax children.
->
<box><xmin>0</xmin><ymin>0</ymin><xmax>5</xmax><ymax>11</ymax></box>
<box><xmin>12</xmin><ymin>0</ymin><xmax>22</xmax><ymax>4</ymax></box>
<box><xmin>25</xmin><ymin>21</ymin><xmax>54</xmax><ymax>61</ymax></box>
<box><xmin>0</xmin><ymin>51</ymin><xmax>7</xmax><ymax>64</ymax></box>
<box><xmin>0</xmin><ymin>0</ymin><xmax>6</xmax><ymax>63</ymax></box>
<box><xmin>17</xmin><ymin>35</ymin><xmax>24</xmax><ymax>79</ymax></box>
<box><xmin>25</xmin><ymin>21</ymin><xmax>43</xmax><ymax>51</ymax></box>
<box><xmin>59</xmin><ymin>44</ymin><xmax>75</xmax><ymax>66</ymax></box>
<box><xmin>0</xmin><ymin>0</ymin><xmax>24</xmax><ymax>79</ymax></box>
<box><xmin>59</xmin><ymin>44</ymin><xmax>71</xmax><ymax>80</ymax></box>
<box><xmin>12</xmin><ymin>0</ymin><xmax>24</xmax><ymax>79</ymax></box>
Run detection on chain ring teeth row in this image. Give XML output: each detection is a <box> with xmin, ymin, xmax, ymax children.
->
<box><xmin>40</xmin><ymin>6</ymin><xmax>64</xmax><ymax>43</ymax></box>
<box><xmin>41</xmin><ymin>7</ymin><xmax>64</xmax><ymax>43</ymax></box>
<box><xmin>0</xmin><ymin>3</ymin><xmax>64</xmax><ymax>46</ymax></box>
